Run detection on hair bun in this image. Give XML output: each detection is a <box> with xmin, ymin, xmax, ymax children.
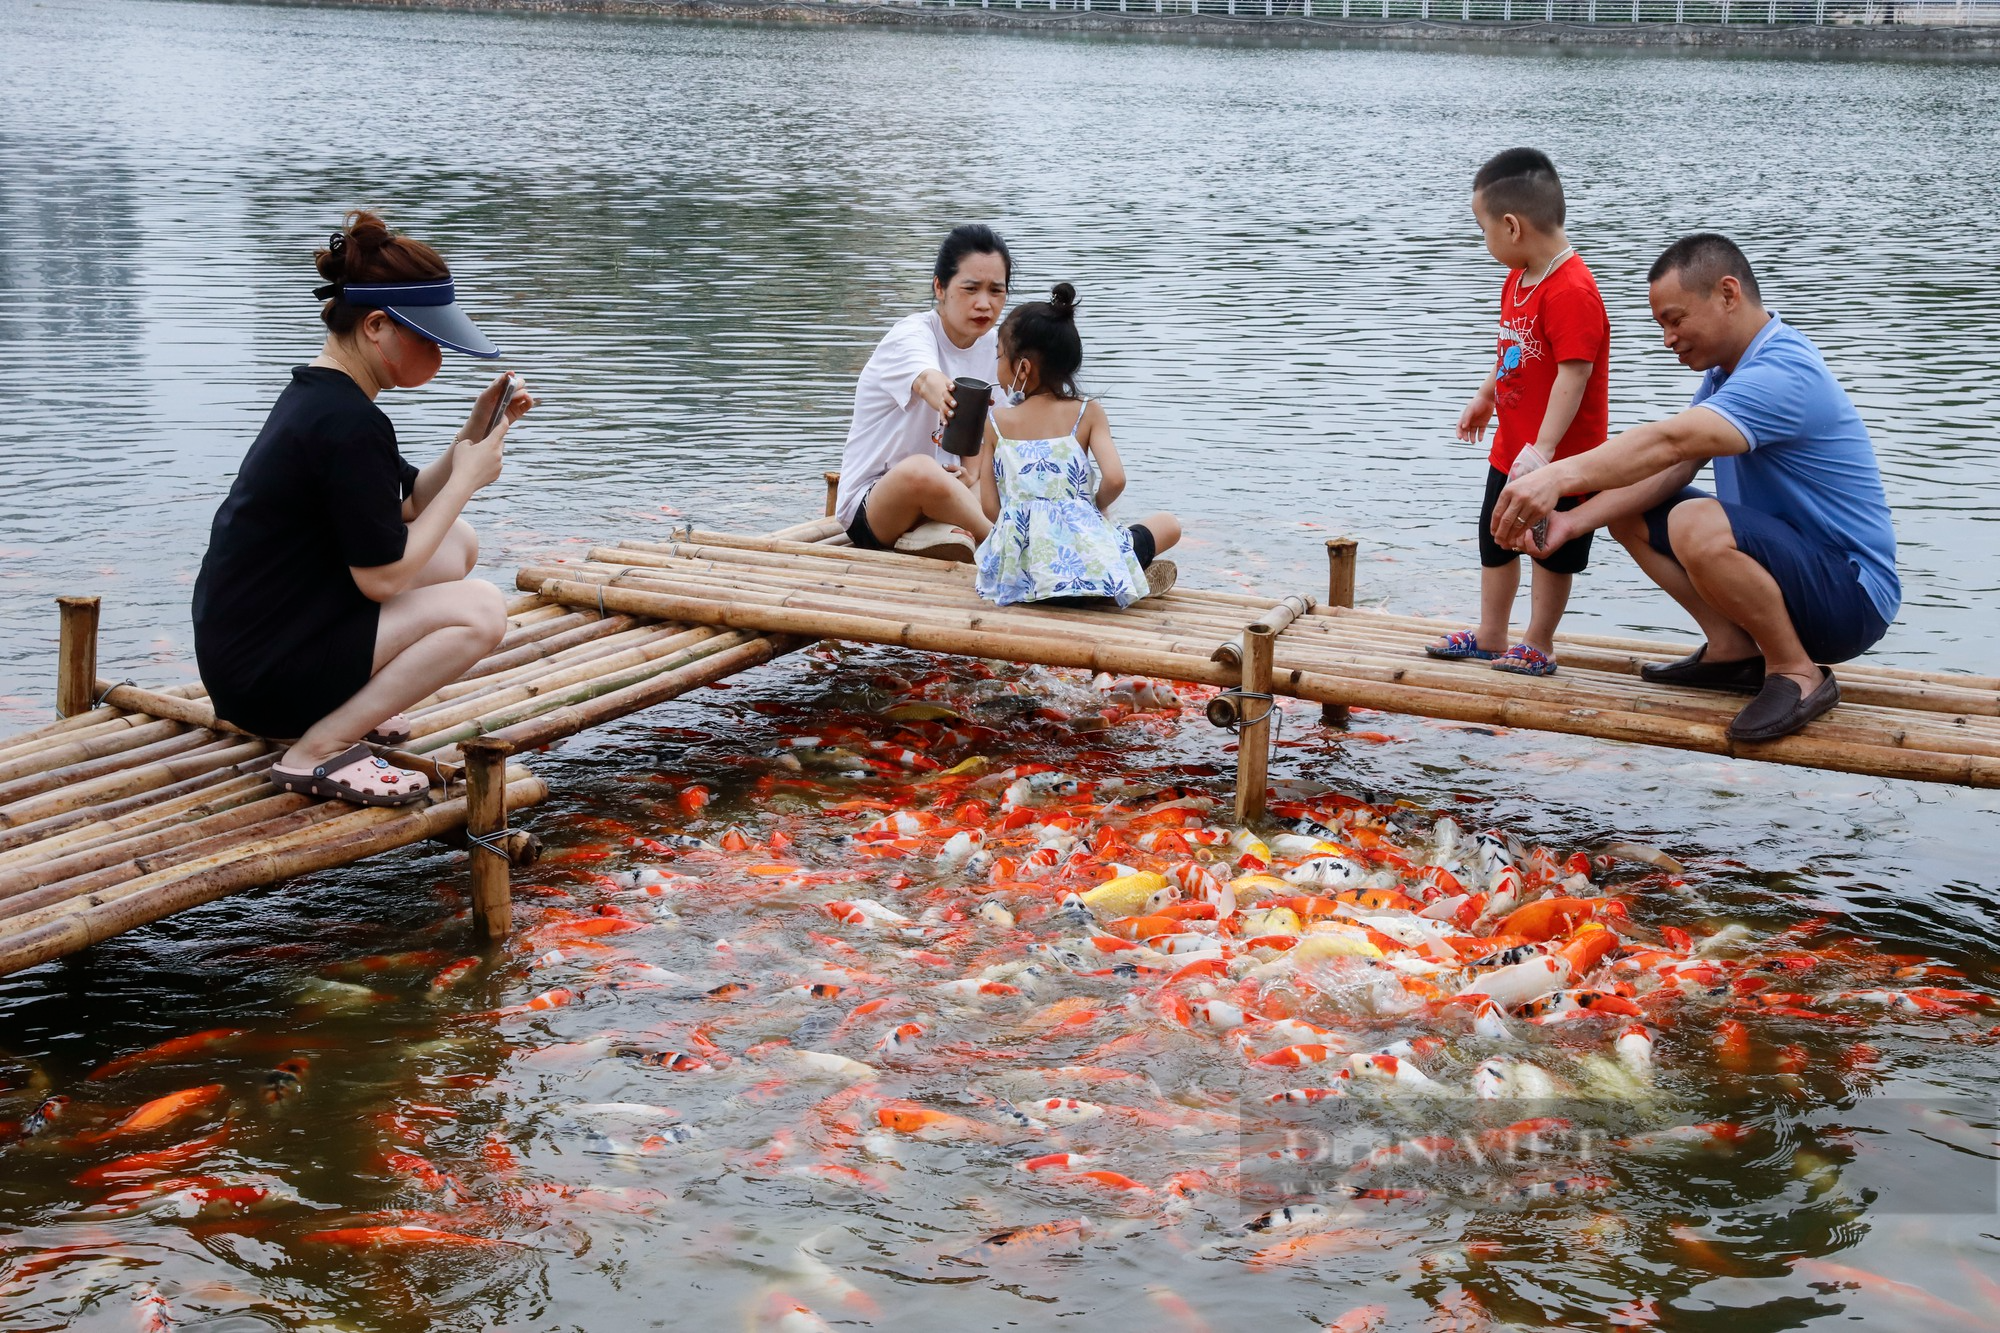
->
<box><xmin>1049</xmin><ymin>282</ymin><xmax>1077</xmax><ymax>317</ymax></box>
<box><xmin>316</xmin><ymin>209</ymin><xmax>395</xmax><ymax>282</ymax></box>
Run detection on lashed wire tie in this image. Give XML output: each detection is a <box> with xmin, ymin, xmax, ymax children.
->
<box><xmin>594</xmin><ymin>568</ymin><xmax>634</xmax><ymax>619</ymax></box>
<box><xmin>466</xmin><ymin>826</ymin><xmax>516</xmax><ymax>857</ymax></box>
<box><xmin>92</xmin><ymin>678</ymin><xmax>135</xmax><ymax>709</ymax></box>
<box><xmin>1215</xmin><ymin>688</ymin><xmax>1281</xmax><ymax>745</ymax></box>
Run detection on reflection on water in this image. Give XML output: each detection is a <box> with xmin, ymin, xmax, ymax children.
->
<box><xmin>0</xmin><ymin>2</ymin><xmax>1998</xmax><ymax>1326</ymax></box>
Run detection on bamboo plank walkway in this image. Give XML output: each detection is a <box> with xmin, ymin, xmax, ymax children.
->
<box><xmin>521</xmin><ymin>528</ymin><xmax>2000</xmax><ymax>792</ymax></box>
<box><xmin>0</xmin><ymin>518</ymin><xmax>826</xmax><ymax>980</ymax></box>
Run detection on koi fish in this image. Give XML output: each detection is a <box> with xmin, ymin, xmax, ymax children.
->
<box><xmin>86</xmin><ymin>1028</ymin><xmax>247</xmax><ymax>1081</ymax></box>
<box><xmin>302</xmin><ymin>1225</ymin><xmax>516</xmax><ymax>1248</ymax></box>
<box><xmin>944</xmin><ymin>1216</ymin><xmax>1091</xmax><ymax>1265</ymax></box>
<box><xmin>80</xmin><ymin>1085</ymin><xmax>227</xmax><ymax>1143</ymax></box>
<box><xmin>72</xmin><ymin>1123</ymin><xmax>231</xmax><ymax>1187</ymax></box>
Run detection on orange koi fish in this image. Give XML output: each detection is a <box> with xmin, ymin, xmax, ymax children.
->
<box><xmin>87</xmin><ymin>1028</ymin><xmax>247</xmax><ymax>1081</ymax></box>
<box><xmin>81</xmin><ymin>1084</ymin><xmax>227</xmax><ymax>1143</ymax></box>
<box><xmin>944</xmin><ymin>1216</ymin><xmax>1090</xmax><ymax>1265</ymax></box>
<box><xmin>73</xmin><ymin>1123</ymin><xmax>231</xmax><ymax>1187</ymax></box>
<box><xmin>301</xmin><ymin>1225</ymin><xmax>514</xmax><ymax>1248</ymax></box>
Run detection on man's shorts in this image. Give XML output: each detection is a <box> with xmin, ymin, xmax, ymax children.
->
<box><xmin>1478</xmin><ymin>466</ymin><xmax>1594</xmax><ymax>575</ymax></box>
<box><xmin>1644</xmin><ymin>487</ymin><xmax>1888</xmax><ymax>664</ymax></box>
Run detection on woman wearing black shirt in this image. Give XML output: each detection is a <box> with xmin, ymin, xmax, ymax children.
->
<box><xmin>193</xmin><ymin>211</ymin><xmax>531</xmax><ymax>805</ymax></box>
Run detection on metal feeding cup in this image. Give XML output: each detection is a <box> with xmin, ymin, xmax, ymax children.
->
<box><xmin>939</xmin><ymin>378</ymin><xmax>993</xmax><ymax>458</ymax></box>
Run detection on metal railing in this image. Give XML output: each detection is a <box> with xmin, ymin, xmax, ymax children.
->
<box><xmin>849</xmin><ymin>0</ymin><xmax>1998</xmax><ymax>24</ymax></box>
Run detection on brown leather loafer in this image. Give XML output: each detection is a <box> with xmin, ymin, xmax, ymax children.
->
<box><xmin>1641</xmin><ymin>645</ymin><xmax>1766</xmax><ymax>691</ymax></box>
<box><xmin>1727</xmin><ymin>671</ymin><xmax>1840</xmax><ymax>742</ymax></box>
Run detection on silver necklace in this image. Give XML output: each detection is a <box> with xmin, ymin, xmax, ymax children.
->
<box><xmin>1511</xmin><ymin>246</ymin><xmax>1574</xmax><ymax>306</ymax></box>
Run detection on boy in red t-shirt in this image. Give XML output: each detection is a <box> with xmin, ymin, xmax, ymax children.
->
<box><xmin>1427</xmin><ymin>148</ymin><xmax>1610</xmax><ymax>677</ymax></box>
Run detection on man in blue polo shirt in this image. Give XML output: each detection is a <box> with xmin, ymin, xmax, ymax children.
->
<box><xmin>1492</xmin><ymin>233</ymin><xmax>1899</xmax><ymax>742</ymax></box>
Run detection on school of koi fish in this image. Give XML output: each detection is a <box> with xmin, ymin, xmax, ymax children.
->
<box><xmin>3</xmin><ymin>648</ymin><xmax>1999</xmax><ymax>1332</ymax></box>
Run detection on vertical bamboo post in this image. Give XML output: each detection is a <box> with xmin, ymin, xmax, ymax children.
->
<box><xmin>823</xmin><ymin>471</ymin><xmax>842</xmax><ymax>518</ymax></box>
<box><xmin>56</xmin><ymin>596</ymin><xmax>101</xmax><ymax>718</ymax></box>
<box><xmin>1321</xmin><ymin>538</ymin><xmax>1357</xmax><ymax>727</ymax></box>
<box><xmin>462</xmin><ymin>738</ymin><xmax>514</xmax><ymax>940</ymax></box>
<box><xmin>1234</xmin><ymin>626</ymin><xmax>1275</xmax><ymax>825</ymax></box>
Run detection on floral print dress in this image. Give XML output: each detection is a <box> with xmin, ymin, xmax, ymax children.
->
<box><xmin>975</xmin><ymin>401</ymin><xmax>1149</xmax><ymax>607</ymax></box>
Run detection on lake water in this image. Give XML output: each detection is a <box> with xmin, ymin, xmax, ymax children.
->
<box><xmin>2</xmin><ymin>1</ymin><xmax>1999</xmax><ymax>1328</ymax></box>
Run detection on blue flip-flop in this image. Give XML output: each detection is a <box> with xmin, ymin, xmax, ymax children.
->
<box><xmin>1425</xmin><ymin>630</ymin><xmax>1498</xmax><ymax>662</ymax></box>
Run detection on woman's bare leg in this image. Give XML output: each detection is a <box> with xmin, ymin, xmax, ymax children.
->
<box><xmin>861</xmin><ymin>456</ymin><xmax>993</xmax><ymax>544</ymax></box>
<box><xmin>363</xmin><ymin>521</ymin><xmax>483</xmax><ymax>743</ymax></box>
<box><xmin>408</xmin><ymin>519</ymin><xmax>479</xmax><ymax>589</ymax></box>
<box><xmin>280</xmin><ymin>577</ymin><xmax>506</xmax><ymax>770</ymax></box>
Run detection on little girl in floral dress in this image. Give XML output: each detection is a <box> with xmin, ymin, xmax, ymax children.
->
<box><xmin>972</xmin><ymin>283</ymin><xmax>1180</xmax><ymax>607</ymax></box>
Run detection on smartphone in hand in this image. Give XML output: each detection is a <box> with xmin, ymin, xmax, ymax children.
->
<box><xmin>483</xmin><ymin>373</ymin><xmax>523</xmax><ymax>437</ymax></box>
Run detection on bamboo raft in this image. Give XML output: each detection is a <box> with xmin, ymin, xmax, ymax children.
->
<box><xmin>0</xmin><ymin>518</ymin><xmax>828</xmax><ymax>980</ymax></box>
<box><xmin>521</xmin><ymin>528</ymin><xmax>2000</xmax><ymax>794</ymax></box>
<box><xmin>6</xmin><ymin>506</ymin><xmax>1994</xmax><ymax>980</ymax></box>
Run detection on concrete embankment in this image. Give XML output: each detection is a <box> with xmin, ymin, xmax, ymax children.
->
<box><xmin>214</xmin><ymin>0</ymin><xmax>2000</xmax><ymax>55</ymax></box>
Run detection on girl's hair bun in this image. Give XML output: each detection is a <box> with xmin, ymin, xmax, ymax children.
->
<box><xmin>1049</xmin><ymin>282</ymin><xmax>1078</xmax><ymax>317</ymax></box>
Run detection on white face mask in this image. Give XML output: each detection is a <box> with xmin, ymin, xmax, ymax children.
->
<box><xmin>1004</xmin><ymin>367</ymin><xmax>1028</xmax><ymax>407</ymax></box>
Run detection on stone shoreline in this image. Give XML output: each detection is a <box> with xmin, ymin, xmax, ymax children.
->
<box><xmin>213</xmin><ymin>0</ymin><xmax>2000</xmax><ymax>52</ymax></box>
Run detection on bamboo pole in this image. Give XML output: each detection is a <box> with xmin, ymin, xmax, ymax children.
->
<box><xmin>451</xmin><ymin>614</ymin><xmax>641</xmax><ymax>685</ymax></box>
<box><xmin>0</xmin><ymin>772</ymin><xmax>547</xmax><ymax>978</ymax></box>
<box><xmin>538</xmin><ymin>578</ymin><xmax>1237</xmax><ymax>690</ymax></box>
<box><xmin>0</xmin><ymin>729</ymin><xmax>218</xmax><ymax>810</ymax></box>
<box><xmin>0</xmin><ymin>718</ymin><xmax>185</xmax><ymax>788</ymax></box>
<box><xmin>0</xmin><ymin>761</ymin><xmax>538</xmax><ymax>940</ymax></box>
<box><xmin>91</xmin><ymin>684</ymin><xmax>244</xmax><ymax>737</ymax></box>
<box><xmin>1264</xmin><ymin>644</ymin><xmax>2000</xmax><ymax>760</ymax></box>
<box><xmin>1282</xmin><ymin>610</ymin><xmax>2000</xmax><ymax>719</ymax></box>
<box><xmin>1323</xmin><ymin>604</ymin><xmax>2000</xmax><ymax>692</ymax></box>
<box><xmin>751</xmin><ymin>516</ymin><xmax>851</xmax><ymax>545</ymax></box>
<box><xmin>402</xmin><ymin>620</ymin><xmax>724</xmax><ymax>720</ymax></box>
<box><xmin>482</xmin><ymin>633</ymin><xmax>801</xmax><ymax>752</ymax></box>
<box><xmin>56</xmin><ymin>597</ymin><xmax>101</xmax><ymax>719</ymax></box>
<box><xmin>463</xmin><ymin>739</ymin><xmax>514</xmax><ymax>940</ymax></box>
<box><xmin>11</xmin><ymin>779</ymin><xmax>281</xmax><ymax>868</ymax></box>
<box><xmin>426</xmin><ymin>619</ymin><xmax>665</xmax><ymax>702</ymax></box>
<box><xmin>1214</xmin><ymin>596</ymin><xmax>1314</xmax><ymax>668</ymax></box>
<box><xmin>1235</xmin><ymin>626</ymin><xmax>1275</xmax><ymax>824</ymax></box>
<box><xmin>0</xmin><ymin>798</ymin><xmax>354</xmax><ymax>920</ymax></box>
<box><xmin>824</xmin><ymin>471</ymin><xmax>841</xmax><ymax>518</ymax></box>
<box><xmin>0</xmin><ymin>769</ymin><xmax>275</xmax><ymax>862</ymax></box>
<box><xmin>1322</xmin><ymin>538</ymin><xmax>1358</xmax><ymax>728</ymax></box>
<box><xmin>592</xmin><ymin>537</ymin><xmax>1273</xmax><ymax>619</ymax></box>
<box><xmin>1277</xmin><ymin>665</ymin><xmax>2000</xmax><ymax>790</ymax></box>
<box><xmin>503</xmin><ymin>592</ymin><xmax>549</xmax><ymax>616</ymax></box>
<box><xmin>550</xmin><ymin>558</ymin><xmax>1266</xmax><ymax>644</ymax></box>
<box><xmin>538</xmin><ymin>567</ymin><xmax>1238</xmax><ymax>670</ymax></box>
<box><xmin>408</xmin><ymin>631</ymin><xmax>756</xmax><ymax>752</ymax></box>
<box><xmin>0</xmin><ymin>739</ymin><xmax>267</xmax><ymax>831</ymax></box>
<box><xmin>0</xmin><ymin>707</ymin><xmax>156</xmax><ymax>762</ymax></box>
<box><xmin>0</xmin><ymin>791</ymin><xmax>312</xmax><ymax>906</ymax></box>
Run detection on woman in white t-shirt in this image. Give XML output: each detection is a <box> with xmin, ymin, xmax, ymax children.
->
<box><xmin>834</xmin><ymin>226</ymin><xmax>1010</xmax><ymax>561</ymax></box>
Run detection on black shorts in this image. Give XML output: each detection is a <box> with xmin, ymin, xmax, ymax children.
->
<box><xmin>1128</xmin><ymin>522</ymin><xmax>1157</xmax><ymax>570</ymax></box>
<box><xmin>1644</xmin><ymin>488</ymin><xmax>1889</xmax><ymax>664</ymax></box>
<box><xmin>845</xmin><ymin>488</ymin><xmax>891</xmax><ymax>551</ymax></box>
<box><xmin>1478</xmin><ymin>465</ymin><xmax>1594</xmax><ymax>575</ymax></box>
<box><xmin>200</xmin><ymin>601</ymin><xmax>379</xmax><ymax>740</ymax></box>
